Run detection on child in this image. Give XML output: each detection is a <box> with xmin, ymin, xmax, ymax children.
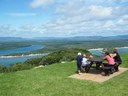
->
<box><xmin>76</xmin><ymin>52</ymin><xmax>82</xmax><ymax>74</ymax></box>
<box><xmin>81</xmin><ymin>54</ymin><xmax>90</xmax><ymax>72</ymax></box>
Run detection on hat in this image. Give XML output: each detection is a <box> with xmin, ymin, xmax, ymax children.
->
<box><xmin>83</xmin><ymin>54</ymin><xmax>86</xmax><ymax>57</ymax></box>
<box><xmin>89</xmin><ymin>55</ymin><xmax>93</xmax><ymax>58</ymax></box>
<box><xmin>78</xmin><ymin>52</ymin><xmax>81</xmax><ymax>55</ymax></box>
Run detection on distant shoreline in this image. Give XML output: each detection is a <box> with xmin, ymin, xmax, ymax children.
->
<box><xmin>88</xmin><ymin>48</ymin><xmax>103</xmax><ymax>51</ymax></box>
<box><xmin>88</xmin><ymin>46</ymin><xmax>128</xmax><ymax>51</ymax></box>
<box><xmin>0</xmin><ymin>53</ymin><xmax>47</xmax><ymax>58</ymax></box>
<box><xmin>116</xmin><ymin>46</ymin><xmax>128</xmax><ymax>49</ymax></box>
<box><xmin>0</xmin><ymin>46</ymin><xmax>127</xmax><ymax>58</ymax></box>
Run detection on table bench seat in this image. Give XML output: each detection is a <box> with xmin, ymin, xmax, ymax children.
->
<box><xmin>102</xmin><ymin>66</ymin><xmax>115</xmax><ymax>76</ymax></box>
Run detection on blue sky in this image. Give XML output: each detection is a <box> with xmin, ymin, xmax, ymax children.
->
<box><xmin>0</xmin><ymin>0</ymin><xmax>128</xmax><ymax>38</ymax></box>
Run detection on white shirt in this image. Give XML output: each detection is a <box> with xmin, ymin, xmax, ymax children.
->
<box><xmin>82</xmin><ymin>57</ymin><xmax>88</xmax><ymax>66</ymax></box>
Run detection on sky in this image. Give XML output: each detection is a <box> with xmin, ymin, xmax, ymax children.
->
<box><xmin>0</xmin><ymin>0</ymin><xmax>128</xmax><ymax>38</ymax></box>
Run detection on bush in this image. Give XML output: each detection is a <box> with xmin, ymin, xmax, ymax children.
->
<box><xmin>0</xmin><ymin>65</ymin><xmax>8</xmax><ymax>73</ymax></box>
<box><xmin>39</xmin><ymin>55</ymin><xmax>62</xmax><ymax>65</ymax></box>
<box><xmin>24</xmin><ymin>57</ymin><xmax>42</xmax><ymax>66</ymax></box>
<box><xmin>8</xmin><ymin>63</ymin><xmax>32</xmax><ymax>72</ymax></box>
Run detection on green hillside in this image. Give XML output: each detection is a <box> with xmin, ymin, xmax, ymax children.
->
<box><xmin>0</xmin><ymin>53</ymin><xmax>128</xmax><ymax>96</ymax></box>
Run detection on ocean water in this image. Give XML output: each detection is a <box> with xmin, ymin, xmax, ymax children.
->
<box><xmin>0</xmin><ymin>45</ymin><xmax>44</xmax><ymax>66</ymax></box>
<box><xmin>88</xmin><ymin>47</ymin><xmax>128</xmax><ymax>56</ymax></box>
<box><xmin>0</xmin><ymin>54</ymin><xmax>45</xmax><ymax>66</ymax></box>
<box><xmin>0</xmin><ymin>45</ymin><xmax>43</xmax><ymax>56</ymax></box>
<box><xmin>0</xmin><ymin>46</ymin><xmax>127</xmax><ymax>66</ymax></box>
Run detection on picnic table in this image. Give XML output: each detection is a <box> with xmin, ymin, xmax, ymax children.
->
<box><xmin>85</xmin><ymin>57</ymin><xmax>103</xmax><ymax>73</ymax></box>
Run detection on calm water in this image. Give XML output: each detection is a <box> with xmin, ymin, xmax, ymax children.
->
<box><xmin>88</xmin><ymin>47</ymin><xmax>128</xmax><ymax>56</ymax></box>
<box><xmin>0</xmin><ymin>45</ymin><xmax>43</xmax><ymax>56</ymax></box>
<box><xmin>0</xmin><ymin>45</ymin><xmax>127</xmax><ymax>66</ymax></box>
<box><xmin>0</xmin><ymin>54</ymin><xmax>45</xmax><ymax>66</ymax></box>
<box><xmin>0</xmin><ymin>45</ymin><xmax>44</xmax><ymax>66</ymax></box>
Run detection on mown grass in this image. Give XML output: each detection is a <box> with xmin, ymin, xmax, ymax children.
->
<box><xmin>0</xmin><ymin>54</ymin><xmax>128</xmax><ymax>96</ymax></box>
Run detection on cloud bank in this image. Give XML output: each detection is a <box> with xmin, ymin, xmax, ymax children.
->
<box><xmin>0</xmin><ymin>0</ymin><xmax>128</xmax><ymax>37</ymax></box>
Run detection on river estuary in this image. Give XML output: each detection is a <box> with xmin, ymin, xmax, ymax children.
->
<box><xmin>0</xmin><ymin>45</ymin><xmax>127</xmax><ymax>66</ymax></box>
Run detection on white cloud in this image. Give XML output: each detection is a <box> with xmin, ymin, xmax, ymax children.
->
<box><xmin>117</xmin><ymin>19</ymin><xmax>124</xmax><ymax>25</ymax></box>
<box><xmin>117</xmin><ymin>15</ymin><xmax>128</xmax><ymax>25</ymax></box>
<box><xmin>6</xmin><ymin>13</ymin><xmax>38</xmax><ymax>17</ymax></box>
<box><xmin>30</xmin><ymin>0</ymin><xmax>54</xmax><ymax>8</ymax></box>
<box><xmin>122</xmin><ymin>15</ymin><xmax>128</xmax><ymax>20</ymax></box>
<box><xmin>102</xmin><ymin>20</ymin><xmax>115</xmax><ymax>31</ymax></box>
<box><xmin>0</xmin><ymin>24</ymin><xmax>16</xmax><ymax>37</ymax></box>
<box><xmin>0</xmin><ymin>24</ymin><xmax>44</xmax><ymax>38</ymax></box>
<box><xmin>55</xmin><ymin>1</ymin><xmax>114</xmax><ymax>21</ymax></box>
<box><xmin>89</xmin><ymin>5</ymin><xmax>112</xmax><ymax>17</ymax></box>
<box><xmin>1</xmin><ymin>0</ymin><xmax>128</xmax><ymax>37</ymax></box>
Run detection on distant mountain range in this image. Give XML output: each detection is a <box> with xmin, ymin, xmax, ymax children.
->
<box><xmin>0</xmin><ymin>37</ymin><xmax>25</xmax><ymax>41</ymax></box>
<box><xmin>0</xmin><ymin>35</ymin><xmax>128</xmax><ymax>41</ymax></box>
<box><xmin>33</xmin><ymin>35</ymin><xmax>128</xmax><ymax>41</ymax></box>
<box><xmin>71</xmin><ymin>35</ymin><xmax>128</xmax><ymax>41</ymax></box>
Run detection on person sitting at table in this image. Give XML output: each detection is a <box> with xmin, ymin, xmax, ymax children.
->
<box><xmin>112</xmin><ymin>48</ymin><xmax>122</xmax><ymax>72</ymax></box>
<box><xmin>102</xmin><ymin>51</ymin><xmax>115</xmax><ymax>66</ymax></box>
<box><xmin>81</xmin><ymin>54</ymin><xmax>90</xmax><ymax>72</ymax></box>
<box><xmin>76</xmin><ymin>52</ymin><xmax>82</xmax><ymax>75</ymax></box>
<box><xmin>101</xmin><ymin>52</ymin><xmax>115</xmax><ymax>75</ymax></box>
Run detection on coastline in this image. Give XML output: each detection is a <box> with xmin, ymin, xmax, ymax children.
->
<box><xmin>1</xmin><ymin>46</ymin><xmax>127</xmax><ymax>58</ymax></box>
<box><xmin>88</xmin><ymin>46</ymin><xmax>128</xmax><ymax>51</ymax></box>
<box><xmin>116</xmin><ymin>46</ymin><xmax>128</xmax><ymax>49</ymax></box>
<box><xmin>0</xmin><ymin>53</ymin><xmax>47</xmax><ymax>58</ymax></box>
<box><xmin>88</xmin><ymin>48</ymin><xmax>103</xmax><ymax>51</ymax></box>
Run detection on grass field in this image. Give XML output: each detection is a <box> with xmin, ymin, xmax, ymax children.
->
<box><xmin>0</xmin><ymin>54</ymin><xmax>128</xmax><ymax>96</ymax></box>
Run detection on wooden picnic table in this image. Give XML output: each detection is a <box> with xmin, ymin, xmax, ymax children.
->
<box><xmin>85</xmin><ymin>57</ymin><xmax>103</xmax><ymax>73</ymax></box>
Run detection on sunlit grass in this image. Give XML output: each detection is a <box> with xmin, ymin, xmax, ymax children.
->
<box><xmin>0</xmin><ymin>54</ymin><xmax>128</xmax><ymax>96</ymax></box>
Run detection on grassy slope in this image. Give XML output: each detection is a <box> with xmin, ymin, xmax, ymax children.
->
<box><xmin>0</xmin><ymin>54</ymin><xmax>128</xmax><ymax>96</ymax></box>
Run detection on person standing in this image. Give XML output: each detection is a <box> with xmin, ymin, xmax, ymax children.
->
<box><xmin>76</xmin><ymin>52</ymin><xmax>82</xmax><ymax>74</ymax></box>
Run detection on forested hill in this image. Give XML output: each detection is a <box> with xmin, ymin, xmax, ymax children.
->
<box><xmin>0</xmin><ymin>48</ymin><xmax>91</xmax><ymax>73</ymax></box>
<box><xmin>25</xmin><ymin>48</ymin><xmax>91</xmax><ymax>66</ymax></box>
<box><xmin>29</xmin><ymin>35</ymin><xmax>128</xmax><ymax>41</ymax></box>
<box><xmin>70</xmin><ymin>35</ymin><xmax>128</xmax><ymax>41</ymax></box>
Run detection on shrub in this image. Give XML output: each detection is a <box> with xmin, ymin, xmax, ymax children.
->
<box><xmin>39</xmin><ymin>55</ymin><xmax>62</xmax><ymax>65</ymax></box>
<box><xmin>8</xmin><ymin>63</ymin><xmax>32</xmax><ymax>72</ymax></box>
<box><xmin>24</xmin><ymin>57</ymin><xmax>42</xmax><ymax>66</ymax></box>
<box><xmin>0</xmin><ymin>65</ymin><xmax>8</xmax><ymax>73</ymax></box>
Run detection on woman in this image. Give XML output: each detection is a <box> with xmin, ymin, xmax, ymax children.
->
<box><xmin>102</xmin><ymin>52</ymin><xmax>115</xmax><ymax>66</ymax></box>
<box><xmin>112</xmin><ymin>49</ymin><xmax>122</xmax><ymax>71</ymax></box>
<box><xmin>101</xmin><ymin>52</ymin><xmax>115</xmax><ymax>75</ymax></box>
